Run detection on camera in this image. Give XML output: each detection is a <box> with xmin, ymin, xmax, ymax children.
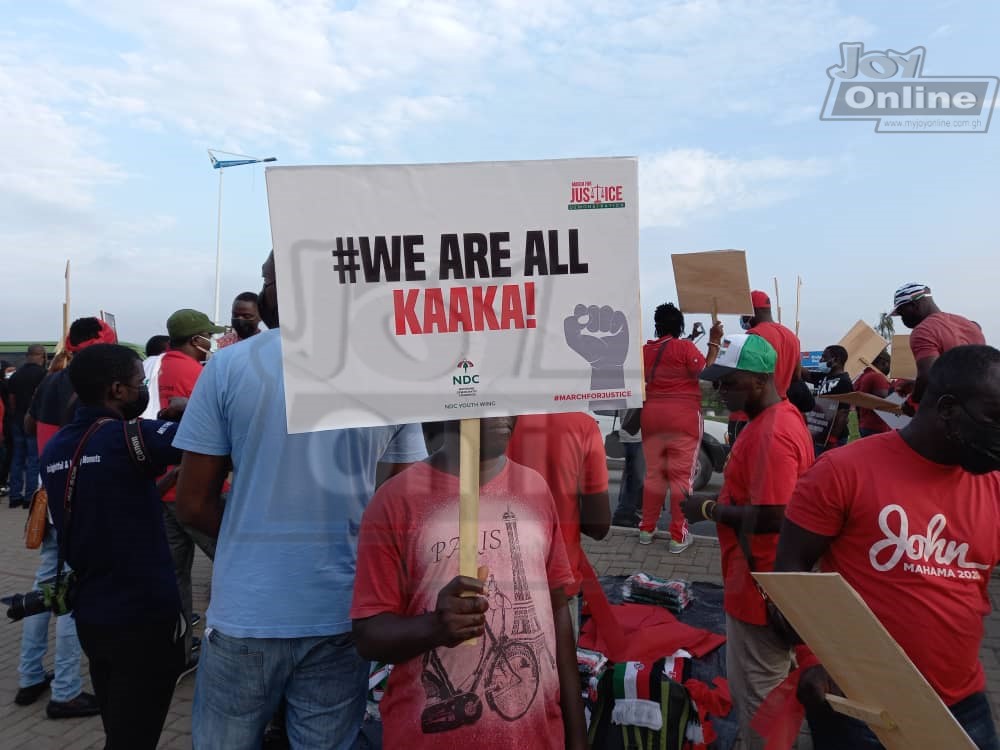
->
<box><xmin>2</xmin><ymin>573</ymin><xmax>76</xmax><ymax>622</ymax></box>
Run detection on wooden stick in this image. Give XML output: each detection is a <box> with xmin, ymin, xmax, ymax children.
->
<box><xmin>712</xmin><ymin>297</ymin><xmax>719</xmax><ymax>326</ymax></box>
<box><xmin>63</xmin><ymin>260</ymin><xmax>71</xmax><ymax>343</ymax></box>
<box><xmin>795</xmin><ymin>276</ymin><xmax>802</xmax><ymax>338</ymax></box>
<box><xmin>459</xmin><ymin>419</ymin><xmax>481</xmax><ymax>644</ymax></box>
<box><xmin>773</xmin><ymin>277</ymin><xmax>782</xmax><ymax>324</ymax></box>
<box><xmin>826</xmin><ymin>695</ymin><xmax>897</xmax><ymax>731</ymax></box>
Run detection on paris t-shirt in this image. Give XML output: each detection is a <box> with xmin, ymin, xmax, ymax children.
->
<box><xmin>351</xmin><ymin>459</ymin><xmax>574</xmax><ymax>748</ymax></box>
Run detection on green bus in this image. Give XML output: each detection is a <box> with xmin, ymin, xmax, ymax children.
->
<box><xmin>0</xmin><ymin>341</ymin><xmax>145</xmax><ymax>369</ymax></box>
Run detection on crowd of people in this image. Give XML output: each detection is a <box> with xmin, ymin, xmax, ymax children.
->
<box><xmin>2</xmin><ymin>268</ymin><xmax>998</xmax><ymax>750</ymax></box>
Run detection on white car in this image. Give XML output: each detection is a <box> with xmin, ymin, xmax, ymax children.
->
<box><xmin>591</xmin><ymin>411</ymin><xmax>729</xmax><ymax>492</ymax></box>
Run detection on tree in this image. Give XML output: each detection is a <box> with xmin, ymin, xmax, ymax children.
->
<box><xmin>875</xmin><ymin>312</ymin><xmax>894</xmax><ymax>340</ymax></box>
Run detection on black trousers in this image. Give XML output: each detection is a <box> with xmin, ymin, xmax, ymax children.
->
<box><xmin>76</xmin><ymin>617</ymin><xmax>185</xmax><ymax>750</ymax></box>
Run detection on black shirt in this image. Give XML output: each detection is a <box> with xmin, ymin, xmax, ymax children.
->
<box><xmin>805</xmin><ymin>371</ymin><xmax>854</xmax><ymax>443</ymax></box>
<box><xmin>8</xmin><ymin>362</ymin><xmax>45</xmax><ymax>423</ymax></box>
<box><xmin>29</xmin><ymin>370</ymin><xmax>77</xmax><ymax>428</ymax></box>
<box><xmin>41</xmin><ymin>407</ymin><xmax>183</xmax><ymax>626</ymax></box>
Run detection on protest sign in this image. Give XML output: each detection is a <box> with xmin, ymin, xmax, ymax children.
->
<box><xmin>819</xmin><ymin>391</ymin><xmax>902</xmax><ymax>414</ymax></box>
<box><xmin>99</xmin><ymin>311</ymin><xmax>117</xmax><ymax>334</ymax></box>
<box><xmin>890</xmin><ymin>335</ymin><xmax>917</xmax><ymax>380</ymax></box>
<box><xmin>754</xmin><ymin>572</ymin><xmax>975</xmax><ymax>749</ymax></box>
<box><xmin>837</xmin><ymin>320</ymin><xmax>887</xmax><ymax>379</ymax></box>
<box><xmin>670</xmin><ymin>250</ymin><xmax>753</xmax><ymax>318</ymax></box>
<box><xmin>265</xmin><ymin>158</ymin><xmax>643</xmax><ymax>434</ymax></box>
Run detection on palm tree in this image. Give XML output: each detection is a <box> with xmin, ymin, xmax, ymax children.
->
<box><xmin>875</xmin><ymin>312</ymin><xmax>894</xmax><ymax>340</ymax></box>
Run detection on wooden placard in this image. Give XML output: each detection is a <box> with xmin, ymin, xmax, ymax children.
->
<box><xmin>890</xmin><ymin>335</ymin><xmax>917</xmax><ymax>381</ymax></box>
<box><xmin>753</xmin><ymin>572</ymin><xmax>975</xmax><ymax>749</ymax></box>
<box><xmin>837</xmin><ymin>320</ymin><xmax>887</xmax><ymax>379</ymax></box>
<box><xmin>459</xmin><ymin>418</ymin><xmax>481</xmax><ymax>644</ymax></box>
<box><xmin>671</xmin><ymin>250</ymin><xmax>753</xmax><ymax>317</ymax></box>
<box><xmin>819</xmin><ymin>392</ymin><xmax>902</xmax><ymax>414</ymax></box>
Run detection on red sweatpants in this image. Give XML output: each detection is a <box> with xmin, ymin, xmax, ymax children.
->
<box><xmin>639</xmin><ymin>399</ymin><xmax>703</xmax><ymax>541</ymax></box>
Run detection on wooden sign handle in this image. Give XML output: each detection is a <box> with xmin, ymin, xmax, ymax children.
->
<box><xmin>826</xmin><ymin>694</ymin><xmax>897</xmax><ymax>731</ymax></box>
<box><xmin>712</xmin><ymin>297</ymin><xmax>719</xmax><ymax>326</ymax></box>
<box><xmin>459</xmin><ymin>419</ymin><xmax>481</xmax><ymax>645</ymax></box>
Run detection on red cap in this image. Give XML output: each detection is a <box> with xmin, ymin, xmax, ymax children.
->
<box><xmin>65</xmin><ymin>319</ymin><xmax>118</xmax><ymax>353</ymax></box>
<box><xmin>750</xmin><ymin>290</ymin><xmax>771</xmax><ymax>309</ymax></box>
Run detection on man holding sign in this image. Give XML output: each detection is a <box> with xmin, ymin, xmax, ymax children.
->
<box><xmin>351</xmin><ymin>417</ymin><xmax>586</xmax><ymax>749</ymax></box>
<box><xmin>776</xmin><ymin>345</ymin><xmax>1000</xmax><ymax>749</ymax></box>
<box><xmin>891</xmin><ymin>282</ymin><xmax>985</xmax><ymax>414</ymax></box>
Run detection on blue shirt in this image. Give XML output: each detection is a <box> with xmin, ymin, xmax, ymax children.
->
<box><xmin>41</xmin><ymin>406</ymin><xmax>183</xmax><ymax>626</ymax></box>
<box><xmin>172</xmin><ymin>329</ymin><xmax>427</xmax><ymax>638</ymax></box>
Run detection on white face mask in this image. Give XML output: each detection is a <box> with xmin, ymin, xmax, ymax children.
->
<box><xmin>194</xmin><ymin>336</ymin><xmax>213</xmax><ymax>363</ymax></box>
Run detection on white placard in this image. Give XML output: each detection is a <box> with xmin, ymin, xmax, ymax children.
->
<box><xmin>266</xmin><ymin>158</ymin><xmax>643</xmax><ymax>433</ymax></box>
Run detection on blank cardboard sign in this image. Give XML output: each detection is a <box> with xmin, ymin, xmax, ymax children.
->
<box><xmin>754</xmin><ymin>572</ymin><xmax>975</xmax><ymax>750</ymax></box>
<box><xmin>890</xmin><ymin>335</ymin><xmax>917</xmax><ymax>380</ymax></box>
<box><xmin>819</xmin><ymin>391</ymin><xmax>902</xmax><ymax>414</ymax></box>
<box><xmin>671</xmin><ymin>250</ymin><xmax>753</xmax><ymax>316</ymax></box>
<box><xmin>837</xmin><ymin>320</ymin><xmax>887</xmax><ymax>379</ymax></box>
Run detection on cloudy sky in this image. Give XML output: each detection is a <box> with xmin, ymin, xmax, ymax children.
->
<box><xmin>2</xmin><ymin>0</ymin><xmax>998</xmax><ymax>350</ymax></box>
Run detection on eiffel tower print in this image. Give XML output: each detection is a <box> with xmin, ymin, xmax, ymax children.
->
<box><xmin>503</xmin><ymin>507</ymin><xmax>555</xmax><ymax>669</ymax></box>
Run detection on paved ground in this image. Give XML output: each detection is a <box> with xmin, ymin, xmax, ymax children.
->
<box><xmin>1</xmin><ymin>506</ymin><xmax>999</xmax><ymax>747</ymax></box>
<box><xmin>0</xmin><ymin>505</ymin><xmax>209</xmax><ymax>749</ymax></box>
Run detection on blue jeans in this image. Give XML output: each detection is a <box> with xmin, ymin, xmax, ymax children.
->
<box><xmin>9</xmin><ymin>421</ymin><xmax>38</xmax><ymax>503</ymax></box>
<box><xmin>612</xmin><ymin>441</ymin><xmax>645</xmax><ymax>521</ymax></box>
<box><xmin>808</xmin><ymin>691</ymin><xmax>999</xmax><ymax>749</ymax></box>
<box><xmin>193</xmin><ymin>629</ymin><xmax>369</xmax><ymax>750</ymax></box>
<box><xmin>18</xmin><ymin>528</ymin><xmax>83</xmax><ymax>702</ymax></box>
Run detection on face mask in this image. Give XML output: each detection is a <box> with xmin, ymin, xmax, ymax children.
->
<box><xmin>121</xmin><ymin>385</ymin><xmax>150</xmax><ymax>421</ymax></box>
<box><xmin>193</xmin><ymin>336</ymin><xmax>213</xmax><ymax>363</ymax></box>
<box><xmin>230</xmin><ymin>319</ymin><xmax>259</xmax><ymax>340</ymax></box>
<box><xmin>739</xmin><ymin>316</ymin><xmax>753</xmax><ymax>331</ymax></box>
<box><xmin>951</xmin><ymin>404</ymin><xmax>1000</xmax><ymax>474</ymax></box>
<box><xmin>815</xmin><ymin>361</ymin><xmax>831</xmax><ymax>374</ymax></box>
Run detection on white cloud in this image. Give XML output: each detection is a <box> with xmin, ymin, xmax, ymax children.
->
<box><xmin>639</xmin><ymin>148</ymin><xmax>831</xmax><ymax>227</ymax></box>
<box><xmin>0</xmin><ymin>57</ymin><xmax>124</xmax><ymax>214</ymax></box>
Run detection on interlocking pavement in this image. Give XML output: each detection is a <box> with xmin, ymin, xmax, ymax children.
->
<box><xmin>1</xmin><ymin>509</ymin><xmax>998</xmax><ymax>748</ymax></box>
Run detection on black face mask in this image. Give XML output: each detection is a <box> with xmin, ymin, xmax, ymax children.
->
<box><xmin>950</xmin><ymin>403</ymin><xmax>1000</xmax><ymax>475</ymax></box>
<box><xmin>231</xmin><ymin>319</ymin><xmax>259</xmax><ymax>339</ymax></box>
<box><xmin>121</xmin><ymin>385</ymin><xmax>150</xmax><ymax>421</ymax></box>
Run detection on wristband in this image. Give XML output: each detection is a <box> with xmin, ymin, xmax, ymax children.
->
<box><xmin>701</xmin><ymin>500</ymin><xmax>717</xmax><ymax>521</ymax></box>
<box><xmin>707</xmin><ymin>342</ymin><xmax>721</xmax><ymax>349</ymax></box>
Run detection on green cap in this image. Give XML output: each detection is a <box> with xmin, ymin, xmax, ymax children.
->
<box><xmin>166</xmin><ymin>309</ymin><xmax>226</xmax><ymax>340</ymax></box>
<box><xmin>700</xmin><ymin>334</ymin><xmax>777</xmax><ymax>381</ymax></box>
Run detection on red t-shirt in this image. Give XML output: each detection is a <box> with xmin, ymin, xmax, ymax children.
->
<box><xmin>729</xmin><ymin>322</ymin><xmax>803</xmax><ymax>424</ymax></box>
<box><xmin>506</xmin><ymin>412</ymin><xmax>609</xmax><ymax>593</ymax></box>
<box><xmin>157</xmin><ymin>350</ymin><xmax>204</xmax><ymax>501</ymax></box>
<box><xmin>853</xmin><ymin>367</ymin><xmax>891</xmax><ymax>434</ymax></box>
<box><xmin>910</xmin><ymin>312</ymin><xmax>985</xmax><ymax>362</ymax></box>
<box><xmin>717</xmin><ymin>400</ymin><xmax>814</xmax><ymax>625</ymax></box>
<box><xmin>785</xmin><ymin>432</ymin><xmax>1000</xmax><ymax>706</ymax></box>
<box><xmin>157</xmin><ymin>350</ymin><xmax>203</xmax><ymax>409</ymax></box>
<box><xmin>351</xmin><ymin>460</ymin><xmax>574</xmax><ymax>749</ymax></box>
<box><xmin>644</xmin><ymin>337</ymin><xmax>705</xmax><ymax>406</ymax></box>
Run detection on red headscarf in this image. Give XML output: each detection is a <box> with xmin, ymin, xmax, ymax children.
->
<box><xmin>65</xmin><ymin>319</ymin><xmax>118</xmax><ymax>353</ymax></box>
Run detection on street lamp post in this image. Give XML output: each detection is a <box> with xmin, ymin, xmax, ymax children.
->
<box><xmin>208</xmin><ymin>150</ymin><xmax>277</xmax><ymax>325</ymax></box>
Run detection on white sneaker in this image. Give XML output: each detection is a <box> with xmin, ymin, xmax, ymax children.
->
<box><xmin>669</xmin><ymin>532</ymin><xmax>693</xmax><ymax>554</ymax></box>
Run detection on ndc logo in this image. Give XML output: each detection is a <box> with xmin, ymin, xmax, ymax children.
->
<box><xmin>453</xmin><ymin>358</ymin><xmax>480</xmax><ymax>386</ymax></box>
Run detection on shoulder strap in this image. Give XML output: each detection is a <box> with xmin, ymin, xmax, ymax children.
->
<box><xmin>53</xmin><ymin>418</ymin><xmax>113</xmax><ymax>612</ymax></box>
<box><xmin>122</xmin><ymin>419</ymin><xmax>151</xmax><ymax>474</ymax></box>
<box><xmin>645</xmin><ymin>338</ymin><xmax>671</xmax><ymax>385</ymax></box>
